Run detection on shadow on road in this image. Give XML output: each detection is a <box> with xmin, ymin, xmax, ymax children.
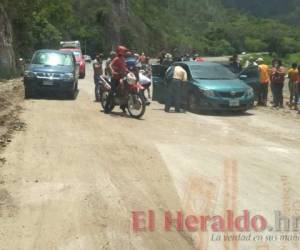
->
<box><xmin>99</xmin><ymin>110</ymin><xmax>146</xmax><ymax>120</ymax></box>
<box><xmin>152</xmin><ymin>107</ymin><xmax>254</xmax><ymax>117</ymax></box>
<box><xmin>190</xmin><ymin>110</ymin><xmax>255</xmax><ymax>117</ymax></box>
<box><xmin>25</xmin><ymin>90</ymin><xmax>80</xmax><ymax>101</ymax></box>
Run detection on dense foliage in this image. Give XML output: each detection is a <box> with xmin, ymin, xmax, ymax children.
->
<box><xmin>3</xmin><ymin>0</ymin><xmax>300</xmax><ymax>58</ymax></box>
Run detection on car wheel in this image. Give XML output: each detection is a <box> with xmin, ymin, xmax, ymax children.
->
<box><xmin>68</xmin><ymin>88</ymin><xmax>76</xmax><ymax>100</ymax></box>
<box><xmin>237</xmin><ymin>109</ymin><xmax>248</xmax><ymax>114</ymax></box>
<box><xmin>188</xmin><ymin>93</ymin><xmax>198</xmax><ymax>113</ymax></box>
<box><xmin>24</xmin><ymin>86</ymin><xmax>34</xmax><ymax>99</ymax></box>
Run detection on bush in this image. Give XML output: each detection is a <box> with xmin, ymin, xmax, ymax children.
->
<box><xmin>0</xmin><ymin>68</ymin><xmax>16</xmax><ymax>80</ymax></box>
<box><xmin>244</xmin><ymin>37</ymin><xmax>266</xmax><ymax>52</ymax></box>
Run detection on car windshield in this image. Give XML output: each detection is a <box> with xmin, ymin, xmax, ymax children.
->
<box><xmin>190</xmin><ymin>64</ymin><xmax>237</xmax><ymax>80</ymax></box>
<box><xmin>72</xmin><ymin>51</ymin><xmax>81</xmax><ymax>57</ymax></box>
<box><xmin>32</xmin><ymin>52</ymin><xmax>73</xmax><ymax>66</ymax></box>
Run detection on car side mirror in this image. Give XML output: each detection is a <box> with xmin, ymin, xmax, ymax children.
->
<box><xmin>240</xmin><ymin>75</ymin><xmax>247</xmax><ymax>80</ymax></box>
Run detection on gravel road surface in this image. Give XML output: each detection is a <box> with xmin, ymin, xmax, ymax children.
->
<box><xmin>0</xmin><ymin>65</ymin><xmax>299</xmax><ymax>250</ymax></box>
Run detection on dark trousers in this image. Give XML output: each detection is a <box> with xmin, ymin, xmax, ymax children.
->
<box><xmin>271</xmin><ymin>82</ymin><xmax>284</xmax><ymax>107</ymax></box>
<box><xmin>94</xmin><ymin>75</ymin><xmax>100</xmax><ymax>101</ymax></box>
<box><xmin>289</xmin><ymin>81</ymin><xmax>299</xmax><ymax>108</ymax></box>
<box><xmin>258</xmin><ymin>83</ymin><xmax>269</xmax><ymax>105</ymax></box>
<box><xmin>165</xmin><ymin>79</ymin><xmax>182</xmax><ymax>111</ymax></box>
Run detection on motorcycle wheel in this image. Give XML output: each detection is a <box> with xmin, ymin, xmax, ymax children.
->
<box><xmin>127</xmin><ymin>93</ymin><xmax>146</xmax><ymax>119</ymax></box>
<box><xmin>104</xmin><ymin>93</ymin><xmax>115</xmax><ymax>113</ymax></box>
<box><xmin>101</xmin><ymin>91</ymin><xmax>109</xmax><ymax>110</ymax></box>
<box><xmin>95</xmin><ymin>89</ymin><xmax>101</xmax><ymax>102</ymax></box>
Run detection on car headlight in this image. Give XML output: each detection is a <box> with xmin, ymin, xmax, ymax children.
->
<box><xmin>63</xmin><ymin>73</ymin><xmax>74</xmax><ymax>80</ymax></box>
<box><xmin>202</xmin><ymin>89</ymin><xmax>215</xmax><ymax>97</ymax></box>
<box><xmin>24</xmin><ymin>71</ymin><xmax>36</xmax><ymax>78</ymax></box>
<box><xmin>246</xmin><ymin>88</ymin><xmax>254</xmax><ymax>97</ymax></box>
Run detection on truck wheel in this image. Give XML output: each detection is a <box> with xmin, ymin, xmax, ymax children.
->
<box><xmin>68</xmin><ymin>89</ymin><xmax>76</xmax><ymax>100</ymax></box>
<box><xmin>25</xmin><ymin>86</ymin><xmax>33</xmax><ymax>99</ymax></box>
<box><xmin>79</xmin><ymin>72</ymin><xmax>85</xmax><ymax>79</ymax></box>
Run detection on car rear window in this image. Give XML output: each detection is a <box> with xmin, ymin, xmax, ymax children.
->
<box><xmin>32</xmin><ymin>52</ymin><xmax>73</xmax><ymax>66</ymax></box>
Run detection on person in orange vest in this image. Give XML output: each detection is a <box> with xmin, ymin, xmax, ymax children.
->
<box><xmin>256</xmin><ymin>58</ymin><xmax>270</xmax><ymax>106</ymax></box>
<box><xmin>287</xmin><ymin>63</ymin><xmax>298</xmax><ymax>110</ymax></box>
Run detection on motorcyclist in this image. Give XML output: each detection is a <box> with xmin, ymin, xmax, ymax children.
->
<box><xmin>105</xmin><ymin>45</ymin><xmax>129</xmax><ymax>113</ymax></box>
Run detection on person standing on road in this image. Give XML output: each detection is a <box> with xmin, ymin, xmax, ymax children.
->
<box><xmin>141</xmin><ymin>57</ymin><xmax>152</xmax><ymax>99</ymax></box>
<box><xmin>256</xmin><ymin>58</ymin><xmax>270</xmax><ymax>106</ymax></box>
<box><xmin>287</xmin><ymin>63</ymin><xmax>298</xmax><ymax>110</ymax></box>
<box><xmin>165</xmin><ymin>65</ymin><xmax>187</xmax><ymax>113</ymax></box>
<box><xmin>139</xmin><ymin>53</ymin><xmax>146</xmax><ymax>65</ymax></box>
<box><xmin>229</xmin><ymin>54</ymin><xmax>242</xmax><ymax>74</ymax></box>
<box><xmin>296</xmin><ymin>65</ymin><xmax>300</xmax><ymax>112</ymax></box>
<box><xmin>93</xmin><ymin>53</ymin><xmax>103</xmax><ymax>102</ymax></box>
<box><xmin>162</xmin><ymin>53</ymin><xmax>173</xmax><ymax>68</ymax></box>
<box><xmin>244</xmin><ymin>57</ymin><xmax>257</xmax><ymax>68</ymax></box>
<box><xmin>105</xmin><ymin>51</ymin><xmax>117</xmax><ymax>79</ymax></box>
<box><xmin>270</xmin><ymin>59</ymin><xmax>286</xmax><ymax>108</ymax></box>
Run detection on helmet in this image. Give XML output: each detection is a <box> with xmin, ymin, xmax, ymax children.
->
<box><xmin>116</xmin><ymin>45</ymin><xmax>128</xmax><ymax>56</ymax></box>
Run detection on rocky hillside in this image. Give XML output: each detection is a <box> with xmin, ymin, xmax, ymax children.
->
<box><xmin>1</xmin><ymin>0</ymin><xmax>300</xmax><ymax>77</ymax></box>
<box><xmin>0</xmin><ymin>3</ymin><xmax>15</xmax><ymax>78</ymax></box>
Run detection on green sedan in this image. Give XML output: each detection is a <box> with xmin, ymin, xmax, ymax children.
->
<box><xmin>152</xmin><ymin>61</ymin><xmax>255</xmax><ymax>112</ymax></box>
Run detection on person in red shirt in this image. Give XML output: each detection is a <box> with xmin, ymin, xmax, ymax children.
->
<box><xmin>109</xmin><ymin>46</ymin><xmax>129</xmax><ymax>82</ymax></box>
<box><xmin>105</xmin><ymin>45</ymin><xmax>129</xmax><ymax>113</ymax></box>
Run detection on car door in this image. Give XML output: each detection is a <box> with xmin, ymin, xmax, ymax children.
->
<box><xmin>239</xmin><ymin>66</ymin><xmax>260</xmax><ymax>99</ymax></box>
<box><xmin>72</xmin><ymin>54</ymin><xmax>79</xmax><ymax>79</ymax></box>
<box><xmin>178</xmin><ymin>63</ymin><xmax>192</xmax><ymax>106</ymax></box>
<box><xmin>151</xmin><ymin>64</ymin><xmax>167</xmax><ymax>103</ymax></box>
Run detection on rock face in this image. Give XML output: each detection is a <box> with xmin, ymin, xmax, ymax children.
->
<box><xmin>104</xmin><ymin>0</ymin><xmax>130</xmax><ymax>48</ymax></box>
<box><xmin>0</xmin><ymin>4</ymin><xmax>15</xmax><ymax>75</ymax></box>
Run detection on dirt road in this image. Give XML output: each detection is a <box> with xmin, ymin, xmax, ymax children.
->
<box><xmin>0</xmin><ymin>65</ymin><xmax>299</xmax><ymax>250</ymax></box>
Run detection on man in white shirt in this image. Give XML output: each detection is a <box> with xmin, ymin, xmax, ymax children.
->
<box><xmin>165</xmin><ymin>65</ymin><xmax>187</xmax><ymax>112</ymax></box>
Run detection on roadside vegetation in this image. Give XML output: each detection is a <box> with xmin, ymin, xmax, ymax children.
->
<box><xmin>1</xmin><ymin>0</ymin><xmax>300</xmax><ymax>73</ymax></box>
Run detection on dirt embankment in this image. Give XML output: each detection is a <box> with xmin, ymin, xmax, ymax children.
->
<box><xmin>0</xmin><ymin>79</ymin><xmax>25</xmax><ymax>162</ymax></box>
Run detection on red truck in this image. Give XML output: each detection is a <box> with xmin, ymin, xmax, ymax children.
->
<box><xmin>59</xmin><ymin>41</ymin><xmax>86</xmax><ymax>79</ymax></box>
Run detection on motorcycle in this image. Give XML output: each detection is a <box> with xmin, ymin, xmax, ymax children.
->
<box><xmin>102</xmin><ymin>72</ymin><xmax>146</xmax><ymax>119</ymax></box>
